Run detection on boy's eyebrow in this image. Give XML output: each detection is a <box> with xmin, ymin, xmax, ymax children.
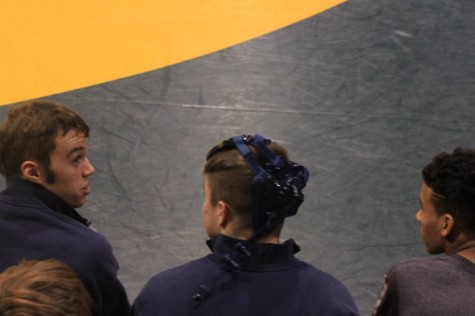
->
<box><xmin>67</xmin><ymin>146</ymin><xmax>85</xmax><ymax>157</ymax></box>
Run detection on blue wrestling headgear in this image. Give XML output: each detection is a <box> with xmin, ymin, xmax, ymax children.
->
<box><xmin>206</xmin><ymin>134</ymin><xmax>309</xmax><ymax>233</ymax></box>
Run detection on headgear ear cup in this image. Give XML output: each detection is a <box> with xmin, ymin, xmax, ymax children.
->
<box><xmin>231</xmin><ymin>134</ymin><xmax>309</xmax><ymax>230</ymax></box>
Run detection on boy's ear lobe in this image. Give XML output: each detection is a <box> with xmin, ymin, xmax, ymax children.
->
<box><xmin>20</xmin><ymin>160</ymin><xmax>43</xmax><ymax>184</ymax></box>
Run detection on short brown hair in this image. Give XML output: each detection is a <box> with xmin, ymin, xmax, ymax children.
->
<box><xmin>203</xmin><ymin>140</ymin><xmax>288</xmax><ymax>229</ymax></box>
<box><xmin>0</xmin><ymin>100</ymin><xmax>89</xmax><ymax>178</ymax></box>
<box><xmin>0</xmin><ymin>259</ymin><xmax>92</xmax><ymax>316</ymax></box>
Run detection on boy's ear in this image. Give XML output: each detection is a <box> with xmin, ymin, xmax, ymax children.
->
<box><xmin>20</xmin><ymin>160</ymin><xmax>43</xmax><ymax>184</ymax></box>
<box><xmin>216</xmin><ymin>201</ymin><xmax>232</xmax><ymax>228</ymax></box>
<box><xmin>440</xmin><ymin>213</ymin><xmax>456</xmax><ymax>238</ymax></box>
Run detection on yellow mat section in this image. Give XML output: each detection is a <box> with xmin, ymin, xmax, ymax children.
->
<box><xmin>0</xmin><ymin>0</ymin><xmax>345</xmax><ymax>106</ymax></box>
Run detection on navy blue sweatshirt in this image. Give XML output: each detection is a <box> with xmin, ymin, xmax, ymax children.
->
<box><xmin>133</xmin><ymin>234</ymin><xmax>359</xmax><ymax>316</ymax></box>
<box><xmin>0</xmin><ymin>177</ymin><xmax>130</xmax><ymax>316</ymax></box>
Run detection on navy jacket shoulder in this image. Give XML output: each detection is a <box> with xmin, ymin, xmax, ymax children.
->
<box><xmin>0</xmin><ymin>177</ymin><xmax>130</xmax><ymax>316</ymax></box>
<box><xmin>134</xmin><ymin>235</ymin><xmax>359</xmax><ymax>316</ymax></box>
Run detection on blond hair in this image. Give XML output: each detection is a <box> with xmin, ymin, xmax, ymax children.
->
<box><xmin>0</xmin><ymin>259</ymin><xmax>92</xmax><ymax>316</ymax></box>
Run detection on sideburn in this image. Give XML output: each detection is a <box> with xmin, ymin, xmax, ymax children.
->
<box><xmin>44</xmin><ymin>166</ymin><xmax>56</xmax><ymax>184</ymax></box>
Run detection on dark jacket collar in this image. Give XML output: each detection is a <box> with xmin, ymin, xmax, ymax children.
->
<box><xmin>206</xmin><ymin>234</ymin><xmax>301</xmax><ymax>270</ymax></box>
<box><xmin>3</xmin><ymin>176</ymin><xmax>91</xmax><ymax>226</ymax></box>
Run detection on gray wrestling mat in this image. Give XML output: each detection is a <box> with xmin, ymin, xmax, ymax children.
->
<box><xmin>1</xmin><ymin>0</ymin><xmax>474</xmax><ymax>314</ymax></box>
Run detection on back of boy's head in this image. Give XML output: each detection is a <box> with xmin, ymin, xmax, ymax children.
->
<box><xmin>0</xmin><ymin>259</ymin><xmax>92</xmax><ymax>316</ymax></box>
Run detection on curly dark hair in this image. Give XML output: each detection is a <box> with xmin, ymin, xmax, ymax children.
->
<box><xmin>422</xmin><ymin>147</ymin><xmax>475</xmax><ymax>235</ymax></box>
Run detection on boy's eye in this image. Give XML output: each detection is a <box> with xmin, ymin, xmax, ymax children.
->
<box><xmin>72</xmin><ymin>155</ymin><xmax>83</xmax><ymax>165</ymax></box>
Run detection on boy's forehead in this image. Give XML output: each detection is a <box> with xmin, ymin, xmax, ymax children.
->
<box><xmin>421</xmin><ymin>183</ymin><xmax>434</xmax><ymax>201</ymax></box>
<box><xmin>54</xmin><ymin>131</ymin><xmax>87</xmax><ymax>150</ymax></box>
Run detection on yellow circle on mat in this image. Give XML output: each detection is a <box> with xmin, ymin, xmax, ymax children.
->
<box><xmin>0</xmin><ymin>0</ymin><xmax>345</xmax><ymax>106</ymax></box>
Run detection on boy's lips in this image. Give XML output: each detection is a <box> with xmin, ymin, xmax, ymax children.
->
<box><xmin>82</xmin><ymin>184</ymin><xmax>90</xmax><ymax>194</ymax></box>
